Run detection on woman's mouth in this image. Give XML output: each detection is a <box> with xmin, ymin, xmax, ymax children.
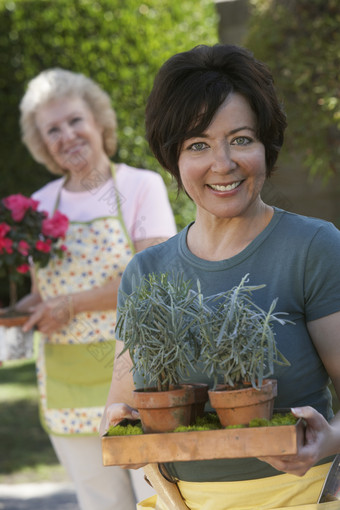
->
<box><xmin>64</xmin><ymin>142</ymin><xmax>85</xmax><ymax>155</ymax></box>
<box><xmin>209</xmin><ymin>181</ymin><xmax>242</xmax><ymax>191</ymax></box>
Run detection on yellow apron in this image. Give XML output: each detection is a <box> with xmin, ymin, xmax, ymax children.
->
<box><xmin>138</xmin><ymin>463</ymin><xmax>338</xmax><ymax>510</ymax></box>
<box><xmin>35</xmin><ymin>171</ymin><xmax>133</xmax><ymax>435</ymax></box>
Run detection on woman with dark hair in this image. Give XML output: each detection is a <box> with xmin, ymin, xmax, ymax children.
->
<box><xmin>101</xmin><ymin>45</ymin><xmax>340</xmax><ymax>509</ymax></box>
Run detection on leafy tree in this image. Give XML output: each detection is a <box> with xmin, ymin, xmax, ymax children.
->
<box><xmin>245</xmin><ymin>0</ymin><xmax>339</xmax><ymax>181</ymax></box>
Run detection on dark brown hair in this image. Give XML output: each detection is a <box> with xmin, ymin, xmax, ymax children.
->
<box><xmin>145</xmin><ymin>44</ymin><xmax>287</xmax><ymax>189</ymax></box>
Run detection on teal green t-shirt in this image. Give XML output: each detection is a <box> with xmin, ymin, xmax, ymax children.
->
<box><xmin>116</xmin><ymin>208</ymin><xmax>340</xmax><ymax>482</ymax></box>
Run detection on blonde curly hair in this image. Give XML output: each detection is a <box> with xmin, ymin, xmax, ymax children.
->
<box><xmin>20</xmin><ymin>68</ymin><xmax>117</xmax><ymax>175</ymax></box>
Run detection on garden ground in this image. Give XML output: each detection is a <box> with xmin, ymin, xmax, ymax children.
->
<box><xmin>0</xmin><ymin>358</ymin><xmax>80</xmax><ymax>509</ymax></box>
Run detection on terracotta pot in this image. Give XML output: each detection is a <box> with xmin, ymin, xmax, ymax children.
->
<box><xmin>181</xmin><ymin>383</ymin><xmax>209</xmax><ymax>423</ymax></box>
<box><xmin>133</xmin><ymin>385</ymin><xmax>195</xmax><ymax>433</ymax></box>
<box><xmin>208</xmin><ymin>379</ymin><xmax>278</xmax><ymax>427</ymax></box>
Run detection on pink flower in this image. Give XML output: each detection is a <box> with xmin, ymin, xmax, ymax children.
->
<box><xmin>35</xmin><ymin>239</ymin><xmax>52</xmax><ymax>253</ymax></box>
<box><xmin>3</xmin><ymin>194</ymin><xmax>39</xmax><ymax>222</ymax></box>
<box><xmin>18</xmin><ymin>240</ymin><xmax>30</xmax><ymax>256</ymax></box>
<box><xmin>60</xmin><ymin>244</ymin><xmax>67</xmax><ymax>252</ymax></box>
<box><xmin>16</xmin><ymin>264</ymin><xmax>30</xmax><ymax>274</ymax></box>
<box><xmin>42</xmin><ymin>210</ymin><xmax>69</xmax><ymax>238</ymax></box>
<box><xmin>0</xmin><ymin>236</ymin><xmax>13</xmax><ymax>254</ymax></box>
<box><xmin>0</xmin><ymin>222</ymin><xmax>11</xmax><ymax>237</ymax></box>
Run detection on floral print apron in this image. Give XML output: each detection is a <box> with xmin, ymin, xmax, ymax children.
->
<box><xmin>35</xmin><ymin>172</ymin><xmax>133</xmax><ymax>435</ymax></box>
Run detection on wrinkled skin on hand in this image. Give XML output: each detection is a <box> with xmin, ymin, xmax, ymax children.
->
<box><xmin>22</xmin><ymin>296</ymin><xmax>71</xmax><ymax>335</ymax></box>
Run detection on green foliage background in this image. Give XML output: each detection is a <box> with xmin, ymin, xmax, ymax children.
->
<box><xmin>0</xmin><ymin>0</ymin><xmax>218</xmax><ymax>304</ymax></box>
<box><xmin>0</xmin><ymin>0</ymin><xmax>218</xmax><ymax>227</ymax></box>
<box><xmin>245</xmin><ymin>0</ymin><xmax>340</xmax><ymax>181</ymax></box>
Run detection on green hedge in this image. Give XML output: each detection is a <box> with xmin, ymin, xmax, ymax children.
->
<box><xmin>0</xmin><ymin>0</ymin><xmax>218</xmax><ymax>227</ymax></box>
<box><xmin>245</xmin><ymin>0</ymin><xmax>339</xmax><ymax>181</ymax></box>
<box><xmin>0</xmin><ymin>0</ymin><xmax>218</xmax><ymax>305</ymax></box>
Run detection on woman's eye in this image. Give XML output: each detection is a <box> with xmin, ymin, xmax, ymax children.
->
<box><xmin>187</xmin><ymin>142</ymin><xmax>208</xmax><ymax>152</ymax></box>
<box><xmin>70</xmin><ymin>116</ymin><xmax>82</xmax><ymax>125</ymax></box>
<box><xmin>47</xmin><ymin>126</ymin><xmax>59</xmax><ymax>135</ymax></box>
<box><xmin>232</xmin><ymin>136</ymin><xmax>251</xmax><ymax>146</ymax></box>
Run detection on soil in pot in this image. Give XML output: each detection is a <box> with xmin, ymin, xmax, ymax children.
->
<box><xmin>133</xmin><ymin>385</ymin><xmax>195</xmax><ymax>433</ymax></box>
<box><xmin>208</xmin><ymin>379</ymin><xmax>278</xmax><ymax>427</ymax></box>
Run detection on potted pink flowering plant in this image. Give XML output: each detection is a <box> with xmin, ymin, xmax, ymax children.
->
<box><xmin>0</xmin><ymin>193</ymin><xmax>69</xmax><ymax>324</ymax></box>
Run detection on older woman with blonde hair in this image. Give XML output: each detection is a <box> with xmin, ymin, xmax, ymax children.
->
<box><xmin>15</xmin><ymin>68</ymin><xmax>177</xmax><ymax>510</ymax></box>
<box><xmin>20</xmin><ymin>68</ymin><xmax>118</xmax><ymax>175</ymax></box>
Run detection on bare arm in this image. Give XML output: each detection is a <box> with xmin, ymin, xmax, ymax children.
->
<box><xmin>22</xmin><ymin>277</ymin><xmax>120</xmax><ymax>334</ymax></box>
<box><xmin>99</xmin><ymin>339</ymin><xmax>137</xmax><ymax>436</ymax></box>
<box><xmin>22</xmin><ymin>237</ymin><xmax>168</xmax><ymax>335</ymax></box>
<box><xmin>308</xmin><ymin>310</ymin><xmax>340</xmax><ymax>434</ymax></box>
<box><xmin>259</xmin><ymin>311</ymin><xmax>340</xmax><ymax>476</ymax></box>
<box><xmin>99</xmin><ymin>340</ymin><xmax>148</xmax><ymax>469</ymax></box>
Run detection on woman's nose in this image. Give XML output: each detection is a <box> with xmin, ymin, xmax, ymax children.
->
<box><xmin>60</xmin><ymin>123</ymin><xmax>76</xmax><ymax>143</ymax></box>
<box><xmin>211</xmin><ymin>143</ymin><xmax>236</xmax><ymax>173</ymax></box>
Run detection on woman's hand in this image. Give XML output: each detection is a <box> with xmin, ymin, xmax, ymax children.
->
<box><xmin>258</xmin><ymin>406</ymin><xmax>339</xmax><ymax>476</ymax></box>
<box><xmin>262</xmin><ymin>313</ymin><xmax>340</xmax><ymax>476</ymax></box>
<box><xmin>103</xmin><ymin>403</ymin><xmax>145</xmax><ymax>469</ymax></box>
<box><xmin>1</xmin><ymin>290</ymin><xmax>42</xmax><ymax>316</ymax></box>
<box><xmin>22</xmin><ymin>295</ymin><xmax>72</xmax><ymax>335</ymax></box>
<box><xmin>103</xmin><ymin>402</ymin><xmax>140</xmax><ymax>432</ymax></box>
<box><xmin>21</xmin><ymin>278</ymin><xmax>120</xmax><ymax>335</ymax></box>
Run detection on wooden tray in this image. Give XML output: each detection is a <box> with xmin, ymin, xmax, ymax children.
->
<box><xmin>102</xmin><ymin>419</ymin><xmax>303</xmax><ymax>466</ymax></box>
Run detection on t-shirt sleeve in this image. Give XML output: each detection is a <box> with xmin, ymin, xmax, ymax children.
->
<box><xmin>304</xmin><ymin>222</ymin><xmax>340</xmax><ymax>321</ymax></box>
<box><xmin>115</xmin><ymin>255</ymin><xmax>144</xmax><ymax>340</ymax></box>
<box><xmin>123</xmin><ymin>170</ymin><xmax>177</xmax><ymax>242</ymax></box>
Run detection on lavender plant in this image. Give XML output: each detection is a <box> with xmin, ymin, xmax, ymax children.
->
<box><xmin>116</xmin><ymin>273</ymin><xmax>202</xmax><ymax>391</ymax></box>
<box><xmin>199</xmin><ymin>274</ymin><xmax>291</xmax><ymax>390</ymax></box>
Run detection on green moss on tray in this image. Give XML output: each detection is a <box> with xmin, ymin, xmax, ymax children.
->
<box><xmin>107</xmin><ymin>423</ymin><xmax>143</xmax><ymax>436</ymax></box>
<box><xmin>105</xmin><ymin>412</ymin><xmax>297</xmax><ymax>436</ymax></box>
<box><xmin>173</xmin><ymin>413</ymin><xmax>221</xmax><ymax>432</ymax></box>
<box><xmin>175</xmin><ymin>412</ymin><xmax>297</xmax><ymax>432</ymax></box>
<box><xmin>249</xmin><ymin>412</ymin><xmax>297</xmax><ymax>428</ymax></box>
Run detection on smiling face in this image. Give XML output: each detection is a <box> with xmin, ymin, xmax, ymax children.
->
<box><xmin>35</xmin><ymin>95</ymin><xmax>105</xmax><ymax>174</ymax></box>
<box><xmin>178</xmin><ymin>92</ymin><xmax>267</xmax><ymax>223</ymax></box>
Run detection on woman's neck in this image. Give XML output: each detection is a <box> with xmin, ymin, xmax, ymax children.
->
<box><xmin>187</xmin><ymin>202</ymin><xmax>274</xmax><ymax>261</ymax></box>
<box><xmin>63</xmin><ymin>156</ymin><xmax>112</xmax><ymax>192</ymax></box>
